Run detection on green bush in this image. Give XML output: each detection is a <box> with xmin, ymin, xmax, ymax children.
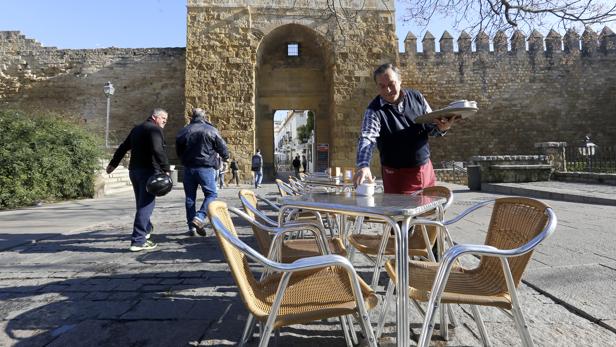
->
<box><xmin>0</xmin><ymin>110</ymin><xmax>104</xmax><ymax>209</ymax></box>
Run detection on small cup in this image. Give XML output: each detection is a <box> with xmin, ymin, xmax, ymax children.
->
<box><xmin>356</xmin><ymin>183</ymin><xmax>375</xmax><ymax>196</ymax></box>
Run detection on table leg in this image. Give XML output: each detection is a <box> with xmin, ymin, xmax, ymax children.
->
<box><xmin>395</xmin><ymin>217</ymin><xmax>410</xmax><ymax>346</ymax></box>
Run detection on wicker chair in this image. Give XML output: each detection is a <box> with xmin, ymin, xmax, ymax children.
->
<box><xmin>347</xmin><ymin>185</ymin><xmax>455</xmax><ymax>288</ymax></box>
<box><xmin>378</xmin><ymin>197</ymin><xmax>557</xmax><ymax>347</ymax></box>
<box><xmin>208</xmin><ymin>200</ymin><xmax>378</xmax><ymax>347</ymax></box>
<box><xmin>238</xmin><ymin>189</ymin><xmax>346</xmax><ymax>263</ymax></box>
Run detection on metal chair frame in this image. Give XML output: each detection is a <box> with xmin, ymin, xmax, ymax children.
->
<box><xmin>209</xmin><ymin>202</ymin><xmax>377</xmax><ymax>347</ymax></box>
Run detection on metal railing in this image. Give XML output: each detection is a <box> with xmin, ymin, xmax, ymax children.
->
<box><xmin>565</xmin><ymin>145</ymin><xmax>616</xmax><ymax>173</ymax></box>
<box><xmin>437</xmin><ymin>161</ymin><xmax>468</xmax><ymax>184</ymax></box>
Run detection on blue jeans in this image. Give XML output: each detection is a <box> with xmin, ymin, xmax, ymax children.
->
<box><xmin>254</xmin><ymin>169</ymin><xmax>263</xmax><ymax>188</ymax></box>
<box><xmin>183</xmin><ymin>167</ymin><xmax>218</xmax><ymax>228</ymax></box>
<box><xmin>129</xmin><ymin>168</ymin><xmax>155</xmax><ymax>246</ymax></box>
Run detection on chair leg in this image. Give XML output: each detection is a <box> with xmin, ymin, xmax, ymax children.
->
<box><xmin>258</xmin><ymin>323</ymin><xmax>275</xmax><ymax>347</ymax></box>
<box><xmin>440</xmin><ymin>301</ymin><xmax>449</xmax><ymax>340</ymax></box>
<box><xmin>239</xmin><ymin>313</ymin><xmax>256</xmax><ymax>346</ymax></box>
<box><xmin>511</xmin><ymin>300</ymin><xmax>534</xmax><ymax>347</ymax></box>
<box><xmin>376</xmin><ymin>279</ymin><xmax>396</xmax><ymax>339</ymax></box>
<box><xmin>470</xmin><ymin>305</ymin><xmax>492</xmax><ymax>347</ymax></box>
<box><xmin>340</xmin><ymin>316</ymin><xmax>353</xmax><ymax>347</ymax></box>
<box><xmin>370</xmin><ymin>224</ymin><xmax>392</xmax><ymax>288</ymax></box>
<box><xmin>447</xmin><ymin>304</ymin><xmax>459</xmax><ymax>328</ymax></box>
<box><xmin>347</xmin><ymin>314</ymin><xmax>359</xmax><ymax>345</ymax></box>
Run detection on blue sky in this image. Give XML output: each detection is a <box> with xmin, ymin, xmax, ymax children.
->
<box><xmin>0</xmin><ymin>0</ymin><xmax>457</xmax><ymax>50</ymax></box>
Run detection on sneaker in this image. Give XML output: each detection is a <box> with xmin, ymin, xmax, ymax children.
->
<box><xmin>191</xmin><ymin>217</ymin><xmax>207</xmax><ymax>236</ymax></box>
<box><xmin>146</xmin><ymin>225</ymin><xmax>154</xmax><ymax>240</ymax></box>
<box><xmin>129</xmin><ymin>240</ymin><xmax>157</xmax><ymax>252</ymax></box>
<box><xmin>187</xmin><ymin>227</ymin><xmax>197</xmax><ymax>237</ymax></box>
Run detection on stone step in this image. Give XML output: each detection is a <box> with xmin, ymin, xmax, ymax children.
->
<box><xmin>104</xmin><ymin>185</ymin><xmax>134</xmax><ymax>196</ymax></box>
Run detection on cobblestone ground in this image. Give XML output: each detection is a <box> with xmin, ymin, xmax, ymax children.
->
<box><xmin>0</xmin><ymin>183</ymin><xmax>615</xmax><ymax>346</ymax></box>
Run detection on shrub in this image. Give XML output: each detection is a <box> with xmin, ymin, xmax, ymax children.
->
<box><xmin>0</xmin><ymin>110</ymin><xmax>104</xmax><ymax>209</ymax></box>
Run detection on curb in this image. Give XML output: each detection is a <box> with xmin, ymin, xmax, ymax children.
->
<box><xmin>481</xmin><ymin>183</ymin><xmax>616</xmax><ymax>206</ymax></box>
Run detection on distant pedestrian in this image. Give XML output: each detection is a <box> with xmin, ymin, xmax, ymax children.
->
<box><xmin>229</xmin><ymin>158</ymin><xmax>240</xmax><ymax>186</ymax></box>
<box><xmin>218</xmin><ymin>156</ymin><xmax>228</xmax><ymax>189</ymax></box>
<box><xmin>176</xmin><ymin>108</ymin><xmax>228</xmax><ymax>236</ymax></box>
<box><xmin>302</xmin><ymin>154</ymin><xmax>308</xmax><ymax>173</ymax></box>
<box><xmin>106</xmin><ymin>108</ymin><xmax>170</xmax><ymax>252</ymax></box>
<box><xmin>292</xmin><ymin>155</ymin><xmax>301</xmax><ymax>177</ymax></box>
<box><xmin>251</xmin><ymin>149</ymin><xmax>263</xmax><ymax>188</ymax></box>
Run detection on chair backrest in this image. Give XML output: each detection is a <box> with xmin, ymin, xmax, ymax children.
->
<box><xmin>208</xmin><ymin>200</ymin><xmax>270</xmax><ymax>316</ymax></box>
<box><xmin>238</xmin><ymin>189</ymin><xmax>273</xmax><ymax>255</ymax></box>
<box><xmin>478</xmin><ymin>197</ymin><xmax>552</xmax><ymax>288</ymax></box>
<box><xmin>410</xmin><ymin>185</ymin><xmax>454</xmax><ymax>247</ymax></box>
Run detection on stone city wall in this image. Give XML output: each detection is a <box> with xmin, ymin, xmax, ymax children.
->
<box><xmin>398</xmin><ymin>27</ymin><xmax>616</xmax><ymax>166</ymax></box>
<box><xmin>0</xmin><ymin>31</ymin><xmax>186</xmax><ymax>161</ymax></box>
<box><xmin>2</xmin><ymin>19</ymin><xmax>616</xmax><ymax>175</ymax></box>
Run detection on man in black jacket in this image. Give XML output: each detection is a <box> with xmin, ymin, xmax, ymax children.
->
<box><xmin>107</xmin><ymin>108</ymin><xmax>170</xmax><ymax>252</ymax></box>
<box><xmin>176</xmin><ymin>108</ymin><xmax>228</xmax><ymax>236</ymax></box>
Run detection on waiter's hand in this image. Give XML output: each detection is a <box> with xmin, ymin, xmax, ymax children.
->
<box><xmin>434</xmin><ymin>115</ymin><xmax>458</xmax><ymax>131</ymax></box>
<box><xmin>353</xmin><ymin>167</ymin><xmax>372</xmax><ymax>187</ymax></box>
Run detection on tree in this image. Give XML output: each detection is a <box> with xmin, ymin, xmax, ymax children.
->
<box><xmin>296</xmin><ymin>111</ymin><xmax>314</xmax><ymax>144</ymax></box>
<box><xmin>397</xmin><ymin>0</ymin><xmax>616</xmax><ymax>35</ymax></box>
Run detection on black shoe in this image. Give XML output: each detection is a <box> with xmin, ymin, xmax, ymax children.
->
<box><xmin>187</xmin><ymin>227</ymin><xmax>197</xmax><ymax>237</ymax></box>
<box><xmin>191</xmin><ymin>217</ymin><xmax>207</xmax><ymax>236</ymax></box>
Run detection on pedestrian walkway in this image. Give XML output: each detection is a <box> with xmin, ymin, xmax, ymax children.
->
<box><xmin>0</xmin><ymin>181</ymin><xmax>614</xmax><ymax>346</ymax></box>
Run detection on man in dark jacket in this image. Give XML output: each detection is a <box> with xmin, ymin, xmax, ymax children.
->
<box><xmin>292</xmin><ymin>155</ymin><xmax>301</xmax><ymax>178</ymax></box>
<box><xmin>107</xmin><ymin>108</ymin><xmax>170</xmax><ymax>252</ymax></box>
<box><xmin>176</xmin><ymin>108</ymin><xmax>228</xmax><ymax>236</ymax></box>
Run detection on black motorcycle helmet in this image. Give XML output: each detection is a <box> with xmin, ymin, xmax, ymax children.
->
<box><xmin>146</xmin><ymin>173</ymin><xmax>173</xmax><ymax>196</ymax></box>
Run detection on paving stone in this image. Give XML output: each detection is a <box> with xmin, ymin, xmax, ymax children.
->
<box><xmin>45</xmin><ymin>319</ymin><xmax>211</xmax><ymax>347</ymax></box>
<box><xmin>1</xmin><ymin>183</ymin><xmax>615</xmax><ymax>345</ymax></box>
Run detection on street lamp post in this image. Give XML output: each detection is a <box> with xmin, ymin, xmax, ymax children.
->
<box><xmin>577</xmin><ymin>135</ymin><xmax>597</xmax><ymax>172</ymax></box>
<box><xmin>103</xmin><ymin>81</ymin><xmax>115</xmax><ymax>148</ymax></box>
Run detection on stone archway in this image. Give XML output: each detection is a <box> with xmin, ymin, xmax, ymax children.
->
<box><xmin>255</xmin><ymin>24</ymin><xmax>333</xmax><ymax>180</ymax></box>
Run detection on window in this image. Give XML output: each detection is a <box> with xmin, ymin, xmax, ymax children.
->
<box><xmin>287</xmin><ymin>42</ymin><xmax>299</xmax><ymax>57</ymax></box>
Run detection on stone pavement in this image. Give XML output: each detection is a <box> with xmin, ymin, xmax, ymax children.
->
<box><xmin>0</xmin><ymin>181</ymin><xmax>615</xmax><ymax>346</ymax></box>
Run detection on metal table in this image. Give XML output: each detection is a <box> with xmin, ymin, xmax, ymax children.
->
<box><xmin>279</xmin><ymin>191</ymin><xmax>446</xmax><ymax>346</ymax></box>
<box><xmin>303</xmin><ymin>178</ymin><xmax>354</xmax><ymax>192</ymax></box>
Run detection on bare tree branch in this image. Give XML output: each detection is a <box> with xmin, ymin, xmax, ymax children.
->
<box><xmin>396</xmin><ymin>0</ymin><xmax>616</xmax><ymax>36</ymax></box>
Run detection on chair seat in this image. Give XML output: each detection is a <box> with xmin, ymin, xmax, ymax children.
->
<box><xmin>384</xmin><ymin>260</ymin><xmax>512</xmax><ymax>309</ymax></box>
<box><xmin>281</xmin><ymin>237</ymin><xmax>347</xmax><ymax>263</ymax></box>
<box><xmin>251</xmin><ymin>266</ymin><xmax>379</xmax><ymax>328</ymax></box>
<box><xmin>347</xmin><ymin>234</ymin><xmax>431</xmax><ymax>258</ymax></box>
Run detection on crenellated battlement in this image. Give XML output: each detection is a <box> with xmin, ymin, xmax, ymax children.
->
<box><xmin>401</xmin><ymin>26</ymin><xmax>616</xmax><ymax>57</ymax></box>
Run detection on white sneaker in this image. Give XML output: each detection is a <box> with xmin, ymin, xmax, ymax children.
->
<box><xmin>129</xmin><ymin>240</ymin><xmax>157</xmax><ymax>252</ymax></box>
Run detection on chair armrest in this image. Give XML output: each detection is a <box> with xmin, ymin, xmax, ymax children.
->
<box><xmin>256</xmin><ymin>194</ymin><xmax>281</xmax><ymax>212</ymax></box>
<box><xmin>269</xmin><ymin>222</ymin><xmax>331</xmax><ymax>256</ymax></box>
<box><xmin>230</xmin><ymin>206</ymin><xmax>280</xmax><ymax>232</ymax></box>
<box><xmin>443</xmin><ymin>199</ymin><xmax>495</xmax><ymax>226</ymax></box>
<box><xmin>229</xmin><ymin>207</ymin><xmax>331</xmax><ymax>257</ymax></box>
<box><xmin>238</xmin><ymin>196</ymin><xmax>278</xmax><ymax>227</ymax></box>
<box><xmin>282</xmin><ymin>254</ymin><xmax>354</xmax><ymax>272</ymax></box>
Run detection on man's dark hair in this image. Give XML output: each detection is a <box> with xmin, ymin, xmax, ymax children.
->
<box><xmin>373</xmin><ymin>63</ymin><xmax>401</xmax><ymax>82</ymax></box>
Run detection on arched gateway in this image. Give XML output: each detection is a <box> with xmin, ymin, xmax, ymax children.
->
<box><xmin>185</xmin><ymin>0</ymin><xmax>398</xmax><ymax>181</ymax></box>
